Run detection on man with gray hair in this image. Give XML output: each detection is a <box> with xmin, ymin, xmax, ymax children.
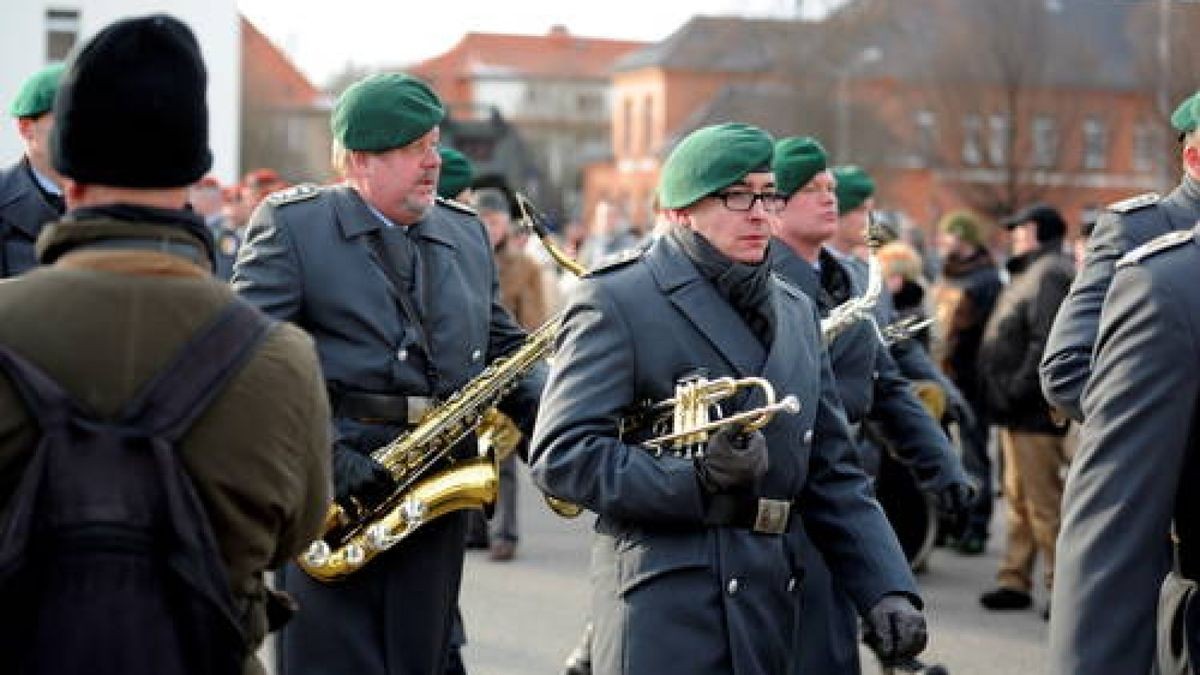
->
<box><xmin>234</xmin><ymin>73</ymin><xmax>544</xmax><ymax>675</ymax></box>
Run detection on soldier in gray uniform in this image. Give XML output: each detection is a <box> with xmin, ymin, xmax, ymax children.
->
<box><xmin>531</xmin><ymin>122</ymin><xmax>926</xmax><ymax>675</ymax></box>
<box><xmin>770</xmin><ymin>137</ymin><xmax>969</xmax><ymax>674</ymax></box>
<box><xmin>1041</xmin><ymin>89</ymin><xmax>1200</xmax><ymax>422</ymax></box>
<box><xmin>1049</xmin><ymin>225</ymin><xmax>1200</xmax><ymax>674</ymax></box>
<box><xmin>0</xmin><ymin>64</ymin><xmax>66</xmax><ymax>277</ymax></box>
<box><xmin>233</xmin><ymin>73</ymin><xmax>544</xmax><ymax>675</ymax></box>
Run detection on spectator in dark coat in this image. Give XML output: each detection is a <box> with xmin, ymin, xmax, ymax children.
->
<box><xmin>977</xmin><ymin>204</ymin><xmax>1074</xmax><ymax>615</ymax></box>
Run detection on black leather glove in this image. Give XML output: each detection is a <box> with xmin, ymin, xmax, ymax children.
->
<box><xmin>934</xmin><ymin>479</ymin><xmax>976</xmax><ymax>518</ymax></box>
<box><xmin>332</xmin><ymin>445</ymin><xmax>396</xmax><ymax>516</ymax></box>
<box><xmin>863</xmin><ymin>594</ymin><xmax>928</xmax><ymax>663</ymax></box>
<box><xmin>695</xmin><ymin>427</ymin><xmax>768</xmax><ymax>493</ymax></box>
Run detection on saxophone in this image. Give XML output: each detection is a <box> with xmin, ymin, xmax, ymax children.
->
<box><xmin>820</xmin><ymin>215</ymin><xmax>886</xmax><ymax>343</ymax></box>
<box><xmin>298</xmin><ymin>309</ymin><xmax>558</xmax><ymax>582</ymax></box>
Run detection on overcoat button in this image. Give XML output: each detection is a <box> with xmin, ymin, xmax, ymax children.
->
<box><xmin>397</xmin><ymin>349</ymin><xmax>408</xmax><ymax>362</ymax></box>
<box><xmin>727</xmin><ymin>578</ymin><xmax>740</xmax><ymax>596</ymax></box>
<box><xmin>802</xmin><ymin>430</ymin><xmax>813</xmax><ymax>444</ymax></box>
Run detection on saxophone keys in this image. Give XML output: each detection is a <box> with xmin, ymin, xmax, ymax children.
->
<box><xmin>304</xmin><ymin>540</ymin><xmax>331</xmax><ymax>567</ymax></box>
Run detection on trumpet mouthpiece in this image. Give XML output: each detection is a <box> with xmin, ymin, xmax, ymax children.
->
<box><xmin>780</xmin><ymin>395</ymin><xmax>800</xmax><ymax>414</ymax></box>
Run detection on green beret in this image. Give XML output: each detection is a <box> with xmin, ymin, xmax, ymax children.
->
<box><xmin>772</xmin><ymin>136</ymin><xmax>828</xmax><ymax>196</ymax></box>
<box><xmin>1171</xmin><ymin>90</ymin><xmax>1200</xmax><ymax>134</ymax></box>
<box><xmin>833</xmin><ymin>165</ymin><xmax>875</xmax><ymax>215</ymax></box>
<box><xmin>332</xmin><ymin>73</ymin><xmax>444</xmax><ymax>151</ymax></box>
<box><xmin>938</xmin><ymin>210</ymin><xmax>984</xmax><ymax>247</ymax></box>
<box><xmin>10</xmin><ymin>63</ymin><xmax>65</xmax><ymax>118</ymax></box>
<box><xmin>437</xmin><ymin>147</ymin><xmax>474</xmax><ymax>199</ymax></box>
<box><xmin>658</xmin><ymin>123</ymin><xmax>774</xmax><ymax>209</ymax></box>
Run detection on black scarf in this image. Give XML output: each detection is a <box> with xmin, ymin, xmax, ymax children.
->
<box><xmin>669</xmin><ymin>225</ymin><xmax>775</xmax><ymax>346</ymax></box>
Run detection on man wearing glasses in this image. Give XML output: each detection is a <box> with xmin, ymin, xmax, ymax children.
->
<box><xmin>531</xmin><ymin>122</ymin><xmax>924</xmax><ymax>674</ymax></box>
<box><xmin>767</xmin><ymin>136</ymin><xmax>964</xmax><ymax>673</ymax></box>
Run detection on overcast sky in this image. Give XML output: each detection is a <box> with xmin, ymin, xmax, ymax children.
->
<box><xmin>237</xmin><ymin>0</ymin><xmax>840</xmax><ymax>87</ymax></box>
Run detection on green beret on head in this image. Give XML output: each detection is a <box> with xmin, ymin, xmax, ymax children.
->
<box><xmin>773</xmin><ymin>136</ymin><xmax>828</xmax><ymax>196</ymax></box>
<box><xmin>938</xmin><ymin>210</ymin><xmax>984</xmax><ymax>247</ymax></box>
<box><xmin>1171</xmin><ymin>90</ymin><xmax>1200</xmax><ymax>134</ymax></box>
<box><xmin>10</xmin><ymin>63</ymin><xmax>65</xmax><ymax>118</ymax></box>
<box><xmin>658</xmin><ymin>123</ymin><xmax>774</xmax><ymax>209</ymax></box>
<box><xmin>833</xmin><ymin>165</ymin><xmax>875</xmax><ymax>215</ymax></box>
<box><xmin>437</xmin><ymin>147</ymin><xmax>474</xmax><ymax>199</ymax></box>
<box><xmin>332</xmin><ymin>73</ymin><xmax>444</xmax><ymax>151</ymax></box>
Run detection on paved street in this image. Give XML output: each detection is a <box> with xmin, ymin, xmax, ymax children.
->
<box><xmin>459</xmin><ymin>470</ymin><xmax>1049</xmax><ymax>675</ymax></box>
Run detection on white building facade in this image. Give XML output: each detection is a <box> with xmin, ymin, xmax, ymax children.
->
<box><xmin>0</xmin><ymin>0</ymin><xmax>240</xmax><ymax>181</ymax></box>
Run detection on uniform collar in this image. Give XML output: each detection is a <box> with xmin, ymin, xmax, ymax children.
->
<box><xmin>334</xmin><ymin>184</ymin><xmax>456</xmax><ymax>248</ymax></box>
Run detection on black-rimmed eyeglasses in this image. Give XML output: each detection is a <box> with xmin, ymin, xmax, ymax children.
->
<box><xmin>711</xmin><ymin>190</ymin><xmax>787</xmax><ymax>214</ymax></box>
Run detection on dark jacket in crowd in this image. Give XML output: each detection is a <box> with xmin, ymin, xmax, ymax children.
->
<box><xmin>0</xmin><ymin>158</ymin><xmax>64</xmax><ymax>278</ymax></box>
<box><xmin>978</xmin><ymin>244</ymin><xmax>1073</xmax><ymax>434</ymax></box>
<box><xmin>933</xmin><ymin>248</ymin><xmax>1002</xmax><ymax>406</ymax></box>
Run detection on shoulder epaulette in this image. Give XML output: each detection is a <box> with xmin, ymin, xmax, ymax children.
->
<box><xmin>584</xmin><ymin>248</ymin><xmax>644</xmax><ymax>277</ymax></box>
<box><xmin>1116</xmin><ymin>229</ymin><xmax>1193</xmax><ymax>268</ymax></box>
<box><xmin>1107</xmin><ymin>192</ymin><xmax>1160</xmax><ymax>214</ymax></box>
<box><xmin>266</xmin><ymin>183</ymin><xmax>320</xmax><ymax>207</ymax></box>
<box><xmin>770</xmin><ymin>272</ymin><xmax>806</xmax><ymax>301</ymax></box>
<box><xmin>436</xmin><ymin>195</ymin><xmax>477</xmax><ymax>216</ymax></box>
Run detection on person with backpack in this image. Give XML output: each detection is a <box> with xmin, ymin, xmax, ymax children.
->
<box><xmin>0</xmin><ymin>15</ymin><xmax>331</xmax><ymax>675</ymax></box>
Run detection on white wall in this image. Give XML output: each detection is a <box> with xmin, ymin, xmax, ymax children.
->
<box><xmin>0</xmin><ymin>0</ymin><xmax>240</xmax><ymax>182</ymax></box>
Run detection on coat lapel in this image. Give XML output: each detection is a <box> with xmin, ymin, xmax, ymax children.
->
<box><xmin>760</xmin><ymin>274</ymin><xmax>806</xmax><ymax>389</ymax></box>
<box><xmin>644</xmin><ymin>237</ymin><xmax>764</xmax><ymax>378</ymax></box>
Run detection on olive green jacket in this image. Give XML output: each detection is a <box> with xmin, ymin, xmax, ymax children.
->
<box><xmin>0</xmin><ymin>217</ymin><xmax>331</xmax><ymax>674</ymax></box>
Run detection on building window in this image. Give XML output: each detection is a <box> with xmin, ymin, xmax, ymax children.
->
<box><xmin>1082</xmin><ymin>117</ymin><xmax>1108</xmax><ymax>170</ymax></box>
<box><xmin>1032</xmin><ymin>115</ymin><xmax>1058</xmax><ymax>168</ymax></box>
<box><xmin>1132</xmin><ymin>121</ymin><xmax>1159</xmax><ymax>173</ymax></box>
<box><xmin>911</xmin><ymin>110</ymin><xmax>936</xmax><ymax>165</ymax></box>
<box><xmin>621</xmin><ymin>97</ymin><xmax>633</xmax><ymax>156</ymax></box>
<box><xmin>641</xmin><ymin>95</ymin><xmax>654</xmax><ymax>157</ymax></box>
<box><xmin>987</xmin><ymin>114</ymin><xmax>1009</xmax><ymax>167</ymax></box>
<box><xmin>961</xmin><ymin>114</ymin><xmax>982</xmax><ymax>166</ymax></box>
<box><xmin>46</xmin><ymin>8</ymin><xmax>80</xmax><ymax>61</ymax></box>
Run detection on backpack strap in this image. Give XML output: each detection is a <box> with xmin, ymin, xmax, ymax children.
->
<box><xmin>118</xmin><ymin>298</ymin><xmax>275</xmax><ymax>441</ymax></box>
<box><xmin>0</xmin><ymin>343</ymin><xmax>76</xmax><ymax>432</ymax></box>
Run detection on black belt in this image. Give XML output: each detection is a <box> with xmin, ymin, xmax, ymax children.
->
<box><xmin>703</xmin><ymin>494</ymin><xmax>794</xmax><ymax>535</ymax></box>
<box><xmin>329</xmin><ymin>390</ymin><xmax>432</xmax><ymax>425</ymax></box>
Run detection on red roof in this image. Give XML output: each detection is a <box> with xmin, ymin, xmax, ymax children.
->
<box><xmin>410</xmin><ymin>26</ymin><xmax>646</xmax><ymax>108</ymax></box>
<box><xmin>241</xmin><ymin>16</ymin><xmax>322</xmax><ymax>109</ymax></box>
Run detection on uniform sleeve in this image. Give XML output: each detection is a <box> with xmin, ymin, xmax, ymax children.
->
<box><xmin>867</xmin><ymin>346</ymin><xmax>967</xmax><ymax>492</ymax></box>
<box><xmin>801</xmin><ymin>310</ymin><xmax>921</xmax><ymax>613</ymax></box>
<box><xmin>529</xmin><ymin>281</ymin><xmax>706</xmax><ymax>524</ymax></box>
<box><xmin>1050</xmin><ymin>263</ymin><xmax>1195</xmax><ymax>674</ymax></box>
<box><xmin>231</xmin><ymin>203</ymin><xmax>305</xmax><ymax>322</ymax></box>
<box><xmin>1040</xmin><ymin>212</ymin><xmax>1127</xmax><ymax>422</ymax></box>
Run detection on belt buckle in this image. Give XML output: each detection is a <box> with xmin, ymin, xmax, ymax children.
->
<box><xmin>752</xmin><ymin>498</ymin><xmax>790</xmax><ymax>535</ymax></box>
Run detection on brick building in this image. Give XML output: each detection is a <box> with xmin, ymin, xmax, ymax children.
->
<box><xmin>410</xmin><ymin>26</ymin><xmax>645</xmax><ymax>219</ymax></box>
<box><xmin>586</xmin><ymin>0</ymin><xmax>1200</xmax><ymax>236</ymax></box>
<box><xmin>240</xmin><ymin>17</ymin><xmax>333</xmax><ymax>184</ymax></box>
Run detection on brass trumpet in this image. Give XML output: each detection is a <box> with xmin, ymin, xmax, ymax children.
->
<box><xmin>623</xmin><ymin>376</ymin><xmax>800</xmax><ymax>456</ymax></box>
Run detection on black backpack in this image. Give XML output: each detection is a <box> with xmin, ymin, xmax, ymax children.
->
<box><xmin>0</xmin><ymin>300</ymin><xmax>274</xmax><ymax>675</ymax></box>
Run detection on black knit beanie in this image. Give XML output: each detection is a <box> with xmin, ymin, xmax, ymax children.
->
<box><xmin>51</xmin><ymin>14</ymin><xmax>212</xmax><ymax>187</ymax></box>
